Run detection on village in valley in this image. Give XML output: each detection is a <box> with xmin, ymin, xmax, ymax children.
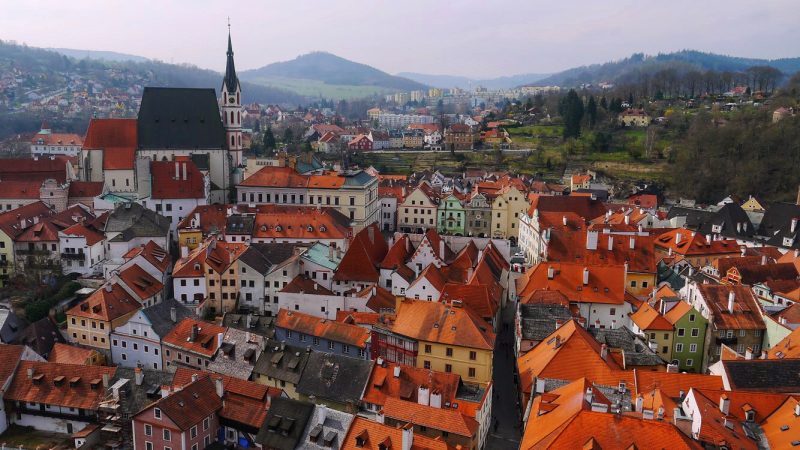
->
<box><xmin>1</xmin><ymin>6</ymin><xmax>800</xmax><ymax>449</ymax></box>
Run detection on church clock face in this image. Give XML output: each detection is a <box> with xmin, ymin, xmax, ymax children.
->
<box><xmin>229</xmin><ymin>96</ymin><xmax>235</xmax><ymax>103</ymax></box>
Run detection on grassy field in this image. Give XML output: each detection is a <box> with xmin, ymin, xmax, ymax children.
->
<box><xmin>248</xmin><ymin>76</ymin><xmax>393</xmax><ymax>100</ymax></box>
<box><xmin>0</xmin><ymin>425</ymin><xmax>71</xmax><ymax>448</ymax></box>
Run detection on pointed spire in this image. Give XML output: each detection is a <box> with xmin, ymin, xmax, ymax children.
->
<box><xmin>223</xmin><ymin>21</ymin><xmax>240</xmax><ymax>94</ymax></box>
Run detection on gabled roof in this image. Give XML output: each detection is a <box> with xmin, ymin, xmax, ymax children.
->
<box><xmin>105</xmin><ymin>202</ymin><xmax>170</xmax><ymax>240</ymax></box>
<box><xmin>47</xmin><ymin>343</ymin><xmax>98</xmax><ymax>365</ymax></box>
<box><xmin>662</xmin><ymin>300</ymin><xmax>694</xmax><ymax>325</ymax></box>
<box><xmin>68</xmin><ymin>181</ymin><xmax>104</xmax><ymax>199</ymax></box>
<box><xmin>527</xmin><ymin>194</ymin><xmax>607</xmax><ymax>220</ymax></box>
<box><xmin>118</xmin><ymin>263</ymin><xmax>163</xmax><ymax>301</ymax></box>
<box><xmin>251</xmin><ymin>205</ymin><xmax>350</xmax><ymax>240</ymax></box>
<box><xmin>333</xmin><ymin>224</ymin><xmax>388</xmax><ymax>282</ymax></box>
<box><xmin>516</xmin><ymin>262</ymin><xmax>626</xmax><ymax>305</ymax></box>
<box><xmin>440</xmin><ymin>283</ymin><xmax>498</xmax><ymax>321</ymax></box>
<box><xmin>144</xmin><ymin>376</ymin><xmax>222</xmax><ymax>431</ymax></box>
<box><xmin>0</xmin><ymin>344</ymin><xmax>24</xmax><ymax>388</ymax></box>
<box><xmin>142</xmin><ymin>297</ymin><xmax>195</xmax><ymax>338</ymax></box>
<box><xmin>162</xmin><ymin>317</ymin><xmax>227</xmax><ymax>357</ymax></box>
<box><xmin>630</xmin><ymin>303</ymin><xmax>673</xmax><ymax>331</ymax></box>
<box><xmin>281</xmin><ymin>275</ymin><xmax>334</xmax><ymax>295</ymax></box>
<box><xmin>177</xmin><ymin>204</ymin><xmax>229</xmax><ymax>233</ymax></box>
<box><xmin>0</xmin><ymin>180</ymin><xmax>42</xmax><ymax>199</ymax></box>
<box><xmin>239</xmin><ymin>165</ymin><xmax>309</xmax><ymax>188</ymax></box>
<box><xmin>137</xmin><ymin>87</ymin><xmax>225</xmax><ymax>150</ymax></box>
<box><xmin>60</xmin><ymin>222</ymin><xmax>105</xmax><ymax>245</ymax></box>
<box><xmin>204</xmin><ymin>239</ymin><xmax>247</xmax><ymax>274</ymax></box>
<box><xmin>0</xmin><ymin>201</ymin><xmax>54</xmax><ymax>238</ymax></box>
<box><xmin>761</xmin><ymin>397</ymin><xmax>800</xmax><ymax>450</ymax></box>
<box><xmin>382</xmin><ymin>397</ymin><xmax>478</xmax><ymax>437</ymax></box>
<box><xmin>341</xmin><ymin>417</ymin><xmax>451</xmax><ymax>450</ymax></box>
<box><xmin>66</xmin><ymin>284</ymin><xmax>140</xmax><ymax>322</ymax></box>
<box><xmin>255</xmin><ymin>397</ymin><xmax>315</xmax><ymax>450</ymax></box>
<box><xmin>82</xmin><ymin>118</ymin><xmax>138</xmax><ymax>170</ymax></box>
<box><xmin>0</xmin><ymin>157</ymin><xmax>70</xmax><ymax>183</ymax></box>
<box><xmin>31</xmin><ymin>131</ymin><xmax>82</xmax><ymax>146</ymax></box>
<box><xmin>296</xmin><ymin>351</ymin><xmax>373</xmax><ymax>405</ymax></box>
<box><xmin>122</xmin><ymin>240</ymin><xmax>171</xmax><ymax>274</ymax></box>
<box><xmin>654</xmin><ymin>228</ymin><xmax>740</xmax><ymax>256</ymax></box>
<box><xmin>276</xmin><ymin>310</ymin><xmax>370</xmax><ymax>348</ymax></box>
<box><xmin>722</xmin><ymin>359</ymin><xmax>800</xmax><ymax>392</ymax></box>
<box><xmin>361</xmin><ymin>362</ymin><xmax>460</xmax><ymax>409</ymax></box>
<box><xmin>5</xmin><ymin>361</ymin><xmax>116</xmax><ymax>410</ymax></box>
<box><xmin>150</xmin><ymin>160</ymin><xmax>206</xmax><ymax>199</ymax></box>
<box><xmin>380</xmin><ymin>235</ymin><xmax>413</xmax><ymax>270</ymax></box>
<box><xmin>696</xmin><ymin>284</ymin><xmax>766</xmax><ymax>330</ymax></box>
<box><xmin>388</xmin><ymin>299</ymin><xmax>495</xmax><ymax>351</ymax></box>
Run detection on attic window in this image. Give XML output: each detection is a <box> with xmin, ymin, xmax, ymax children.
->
<box><xmin>320</xmin><ymin>225</ymin><xmax>327</xmax><ymax>232</ymax></box>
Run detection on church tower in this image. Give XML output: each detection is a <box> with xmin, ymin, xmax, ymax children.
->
<box><xmin>221</xmin><ymin>25</ymin><xmax>243</xmax><ymax>170</ymax></box>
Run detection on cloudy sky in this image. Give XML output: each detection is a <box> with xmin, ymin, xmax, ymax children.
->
<box><xmin>2</xmin><ymin>0</ymin><xmax>798</xmax><ymax>78</ymax></box>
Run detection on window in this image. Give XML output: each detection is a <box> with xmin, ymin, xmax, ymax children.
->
<box><xmin>755</xmin><ymin>329</ymin><xmax>762</xmax><ymax>337</ymax></box>
<box><xmin>689</xmin><ymin>343</ymin><xmax>697</xmax><ymax>353</ymax></box>
<box><xmin>689</xmin><ymin>313</ymin><xmax>696</xmax><ymax>322</ymax></box>
<box><xmin>726</xmin><ymin>330</ymin><xmax>734</xmax><ymax>339</ymax></box>
<box><xmin>192</xmin><ymin>445</ymin><xmax>198</xmax><ymax>450</ymax></box>
<box><xmin>424</xmin><ymin>344</ymin><xmax>431</xmax><ymax>353</ymax></box>
<box><xmin>342</xmin><ymin>344</ymin><xmax>350</xmax><ymax>354</ymax></box>
<box><xmin>144</xmin><ymin>424</ymin><xmax>152</xmax><ymax>436</ymax></box>
<box><xmin>203</xmin><ymin>417</ymin><xmax>209</xmax><ymax>431</ymax></box>
<box><xmin>145</xmin><ymin>443</ymin><xmax>153</xmax><ymax>450</ymax></box>
<box><xmin>610</xmin><ymin>308</ymin><xmax>616</xmax><ymax>316</ymax></box>
<box><xmin>739</xmin><ymin>330</ymin><xmax>746</xmax><ymax>337</ymax></box>
<box><xmin>686</xmin><ymin>358</ymin><xmax>694</xmax><ymax>367</ymax></box>
<box><xmin>190</xmin><ymin>426</ymin><xmax>197</xmax><ymax>439</ymax></box>
<box><xmin>163</xmin><ymin>429</ymin><xmax>171</xmax><ymax>441</ymax></box>
<box><xmin>423</xmin><ymin>360</ymin><xmax>431</xmax><ymax>369</ymax></box>
<box><xmin>446</xmin><ymin>347</ymin><xmax>453</xmax><ymax>357</ymax></box>
<box><xmin>328</xmin><ymin>341</ymin><xmax>334</xmax><ymax>350</ymax></box>
<box><xmin>313</xmin><ymin>337</ymin><xmax>320</xmax><ymax>346</ymax></box>
<box><xmin>468</xmin><ymin>367</ymin><xmax>476</xmax><ymax>378</ymax></box>
<box><xmin>691</xmin><ymin>328</ymin><xmax>699</xmax><ymax>337</ymax></box>
<box><xmin>445</xmin><ymin>364</ymin><xmax>452</xmax><ymax>373</ymax></box>
<box><xmin>630</xmin><ymin>281</ymin><xmax>637</xmax><ymax>288</ymax></box>
<box><xmin>675</xmin><ymin>343</ymin><xmax>683</xmax><ymax>353</ymax></box>
<box><xmin>677</xmin><ymin>328</ymin><xmax>685</xmax><ymax>337</ymax></box>
<box><xmin>154</xmin><ymin>408</ymin><xmax>161</xmax><ymax>419</ymax></box>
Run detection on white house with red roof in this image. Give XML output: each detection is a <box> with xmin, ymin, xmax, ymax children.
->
<box><xmin>30</xmin><ymin>123</ymin><xmax>83</xmax><ymax>157</ymax></box>
<box><xmin>140</xmin><ymin>160</ymin><xmax>209</xmax><ymax>233</ymax></box>
<box><xmin>58</xmin><ymin>222</ymin><xmax>106</xmax><ymax>276</ymax></box>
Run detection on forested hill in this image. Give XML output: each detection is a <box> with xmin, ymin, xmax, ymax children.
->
<box><xmin>534</xmin><ymin>50</ymin><xmax>800</xmax><ymax>87</ymax></box>
<box><xmin>0</xmin><ymin>41</ymin><xmax>305</xmax><ymax>105</ymax></box>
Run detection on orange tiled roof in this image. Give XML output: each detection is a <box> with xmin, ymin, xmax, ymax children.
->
<box><xmin>768</xmin><ymin>326</ymin><xmax>800</xmax><ymax>359</ymax></box>
<box><xmin>697</xmin><ymin>284</ymin><xmax>766</xmax><ymax>330</ymax></box>
<box><xmin>663</xmin><ymin>301</ymin><xmax>693</xmax><ymax>325</ymax></box>
<box><xmin>123</xmin><ymin>240</ymin><xmax>171</xmax><ymax>274</ymax></box>
<box><xmin>68</xmin><ymin>181</ymin><xmax>104</xmax><ymax>199</ymax></box>
<box><xmin>516</xmin><ymin>262</ymin><xmax>626</xmax><ymax>305</ymax></box>
<box><xmin>761</xmin><ymin>397</ymin><xmax>800</xmax><ymax>450</ymax></box>
<box><xmin>0</xmin><ymin>180</ymin><xmax>42</xmax><ymax>199</ymax></box>
<box><xmin>0</xmin><ymin>344</ymin><xmax>24</xmax><ymax>387</ymax></box>
<box><xmin>388</xmin><ymin>299</ymin><xmax>495</xmax><ymax>351</ymax></box>
<box><xmin>440</xmin><ymin>283</ymin><xmax>498</xmax><ymax>321</ymax></box>
<box><xmin>60</xmin><ymin>222</ymin><xmax>105</xmax><ymax>246</ymax></box>
<box><xmin>150</xmin><ymin>161</ymin><xmax>206</xmax><ymax>199</ymax></box>
<box><xmin>173</xmin><ymin>244</ymin><xmax>207</xmax><ymax>278</ymax></box>
<box><xmin>654</xmin><ymin>228</ymin><xmax>740</xmax><ymax>256</ymax></box>
<box><xmin>281</xmin><ymin>275</ymin><xmax>334</xmax><ymax>295</ymax></box>
<box><xmin>5</xmin><ymin>361</ymin><xmax>116</xmax><ymax>410</ymax></box>
<box><xmin>630</xmin><ymin>303</ymin><xmax>673</xmax><ymax>331</ymax></box>
<box><xmin>141</xmin><ymin>376</ymin><xmax>222</xmax><ymax>431</ymax></box>
<box><xmin>118</xmin><ymin>263</ymin><xmax>163</xmax><ymax>301</ymax></box>
<box><xmin>177</xmin><ymin>204</ymin><xmax>228</xmax><ymax>233</ymax></box>
<box><xmin>336</xmin><ymin>310</ymin><xmax>381</xmax><ymax>326</ymax></box>
<box><xmin>66</xmin><ymin>283</ymin><xmax>140</xmax><ymax>322</ymax></box>
<box><xmin>341</xmin><ymin>417</ymin><xmax>451</xmax><ymax>450</ymax></box>
<box><xmin>47</xmin><ymin>343</ymin><xmax>98</xmax><ymax>365</ymax></box>
<box><xmin>276</xmin><ymin>309</ymin><xmax>370</xmax><ymax>348</ymax></box>
<box><xmin>31</xmin><ymin>132</ymin><xmax>82</xmax><ymax>146</ymax></box>
<box><xmin>252</xmin><ymin>206</ymin><xmax>349</xmax><ymax>240</ymax></box>
<box><xmin>333</xmin><ymin>223</ymin><xmax>388</xmax><ymax>282</ymax></box>
<box><xmin>238</xmin><ymin>165</ymin><xmax>308</xmax><ymax>188</ymax></box>
<box><xmin>204</xmin><ymin>240</ymin><xmax>247</xmax><ymax>274</ymax></box>
<box><xmin>382</xmin><ymin>397</ymin><xmax>479</xmax><ymax>438</ymax></box>
<box><xmin>361</xmin><ymin>362</ymin><xmax>460</xmax><ymax>409</ymax></box>
<box><xmin>380</xmin><ymin>235</ymin><xmax>413</xmax><ymax>270</ymax></box>
<box><xmin>162</xmin><ymin>317</ymin><xmax>227</xmax><ymax>357</ymax></box>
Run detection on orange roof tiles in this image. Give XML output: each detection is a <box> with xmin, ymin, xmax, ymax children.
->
<box><xmin>630</xmin><ymin>303</ymin><xmax>673</xmax><ymax>331</ymax></box>
<box><xmin>361</xmin><ymin>362</ymin><xmax>460</xmax><ymax>409</ymax></box>
<box><xmin>177</xmin><ymin>204</ymin><xmax>228</xmax><ymax>233</ymax></box>
<box><xmin>768</xmin><ymin>326</ymin><xmax>800</xmax><ymax>359</ymax></box>
<box><xmin>0</xmin><ymin>180</ymin><xmax>43</xmax><ymax>199</ymax></box>
<box><xmin>336</xmin><ymin>310</ymin><xmax>381</xmax><ymax>326</ymax></box>
<box><xmin>663</xmin><ymin>301</ymin><xmax>693</xmax><ymax>325</ymax></box>
<box><xmin>654</xmin><ymin>228</ymin><xmax>740</xmax><ymax>256</ymax></box>
<box><xmin>251</xmin><ymin>206</ymin><xmax>349</xmax><ymax>240</ymax></box>
<box><xmin>162</xmin><ymin>317</ymin><xmax>227</xmax><ymax>357</ymax></box>
<box><xmin>276</xmin><ymin>309</ymin><xmax>370</xmax><ymax>348</ymax></box>
<box><xmin>527</xmin><ymin>194</ymin><xmax>607</xmax><ymax>220</ymax></box>
<box><xmin>0</xmin><ymin>157</ymin><xmax>70</xmax><ymax>183</ymax></box>
<box><xmin>68</xmin><ymin>181</ymin><xmax>104</xmax><ymax>199</ymax></box>
<box><xmin>281</xmin><ymin>275</ymin><xmax>334</xmax><ymax>295</ymax></box>
<box><xmin>204</xmin><ymin>240</ymin><xmax>247</xmax><ymax>274</ymax></box>
<box><xmin>82</xmin><ymin>119</ymin><xmax>138</xmax><ymax>171</ymax></box>
<box><xmin>142</xmin><ymin>376</ymin><xmax>222</xmax><ymax>431</ymax></box>
<box><xmin>123</xmin><ymin>240</ymin><xmax>171</xmax><ymax>273</ymax></box>
<box><xmin>634</xmin><ymin>371</ymin><xmax>722</xmax><ymax>399</ymax></box>
<box><xmin>66</xmin><ymin>283</ymin><xmax>140</xmax><ymax>322</ymax></box>
<box><xmin>0</xmin><ymin>344</ymin><xmax>24</xmax><ymax>387</ymax></box>
<box><xmin>150</xmin><ymin>160</ymin><xmax>206</xmax><ymax>199</ymax></box>
<box><xmin>696</xmin><ymin>284</ymin><xmax>766</xmax><ymax>330</ymax></box>
<box><xmin>0</xmin><ymin>201</ymin><xmax>54</xmax><ymax>238</ymax></box>
<box><xmin>333</xmin><ymin>224</ymin><xmax>388</xmax><ymax>282</ymax></box>
<box><xmin>60</xmin><ymin>222</ymin><xmax>105</xmax><ymax>245</ymax></box>
<box><xmin>119</xmin><ymin>263</ymin><xmax>163</xmax><ymax>301</ymax></box>
<box><xmin>239</xmin><ymin>165</ymin><xmax>308</xmax><ymax>188</ymax></box>
<box><xmin>761</xmin><ymin>397</ymin><xmax>800</xmax><ymax>450</ymax></box>
<box><xmin>31</xmin><ymin>132</ymin><xmax>83</xmax><ymax>146</ymax></box>
<box><xmin>516</xmin><ymin>262</ymin><xmax>626</xmax><ymax>305</ymax></box>
<box><xmin>382</xmin><ymin>397</ymin><xmax>479</xmax><ymax>438</ymax></box>
<box><xmin>388</xmin><ymin>299</ymin><xmax>495</xmax><ymax>351</ymax></box>
<box><xmin>47</xmin><ymin>343</ymin><xmax>98</xmax><ymax>365</ymax></box>
<box><xmin>173</xmin><ymin>244</ymin><xmax>207</xmax><ymax>278</ymax></box>
<box><xmin>341</xmin><ymin>417</ymin><xmax>451</xmax><ymax>450</ymax></box>
<box><xmin>5</xmin><ymin>361</ymin><xmax>116</xmax><ymax>410</ymax></box>
<box><xmin>440</xmin><ymin>283</ymin><xmax>498</xmax><ymax>321</ymax></box>
<box><xmin>380</xmin><ymin>235</ymin><xmax>413</xmax><ymax>270</ymax></box>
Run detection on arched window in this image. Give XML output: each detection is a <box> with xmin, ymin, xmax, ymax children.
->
<box><xmin>231</xmin><ymin>136</ymin><xmax>235</xmax><ymax>147</ymax></box>
<box><xmin>237</xmin><ymin>111</ymin><xmax>240</xmax><ymax>124</ymax></box>
<box><xmin>230</xmin><ymin>111</ymin><xmax>234</xmax><ymax>123</ymax></box>
<box><xmin>237</xmin><ymin>93</ymin><xmax>239</xmax><ymax>104</ymax></box>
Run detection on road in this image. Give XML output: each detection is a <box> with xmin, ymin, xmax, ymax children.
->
<box><xmin>364</xmin><ymin>148</ymin><xmax>535</xmax><ymax>154</ymax></box>
<box><xmin>486</xmin><ymin>274</ymin><xmax>523</xmax><ymax>450</ymax></box>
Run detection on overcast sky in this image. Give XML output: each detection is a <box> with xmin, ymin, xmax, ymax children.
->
<box><xmin>2</xmin><ymin>0</ymin><xmax>798</xmax><ymax>78</ymax></box>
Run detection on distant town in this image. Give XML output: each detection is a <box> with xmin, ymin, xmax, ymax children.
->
<box><xmin>0</xmin><ymin>23</ymin><xmax>798</xmax><ymax>450</ymax></box>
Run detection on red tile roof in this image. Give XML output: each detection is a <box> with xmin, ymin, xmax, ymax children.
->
<box><xmin>0</xmin><ymin>201</ymin><xmax>54</xmax><ymax>238</ymax></box>
<box><xmin>239</xmin><ymin>165</ymin><xmax>308</xmax><ymax>188</ymax></box>
<box><xmin>342</xmin><ymin>417</ymin><xmax>451</xmax><ymax>450</ymax></box>
<box><xmin>68</xmin><ymin>181</ymin><xmax>104</xmax><ymax>199</ymax></box>
<box><xmin>119</xmin><ymin>263</ymin><xmax>163</xmax><ymax>301</ymax></box>
<box><xmin>362</xmin><ymin>362</ymin><xmax>460</xmax><ymax>410</ymax></box>
<box><xmin>333</xmin><ymin>224</ymin><xmax>388</xmax><ymax>282</ymax></box>
<box><xmin>388</xmin><ymin>299</ymin><xmax>495</xmax><ymax>350</ymax></box>
<box><xmin>0</xmin><ymin>180</ymin><xmax>42</xmax><ymax>199</ymax></box>
<box><xmin>47</xmin><ymin>343</ymin><xmax>98</xmax><ymax>365</ymax></box>
<box><xmin>173</xmin><ymin>244</ymin><xmax>208</xmax><ymax>278</ymax></box>
<box><xmin>162</xmin><ymin>317</ymin><xmax>227</xmax><ymax>357</ymax></box>
<box><xmin>359</xmin><ymin>285</ymin><xmax>396</xmax><ymax>313</ymax></box>
<box><xmin>382</xmin><ymin>397</ymin><xmax>479</xmax><ymax>437</ymax></box>
<box><xmin>0</xmin><ymin>344</ymin><xmax>24</xmax><ymax>388</ymax></box>
<box><xmin>140</xmin><ymin>376</ymin><xmax>222</xmax><ymax>431</ymax></box>
<box><xmin>123</xmin><ymin>240</ymin><xmax>171</xmax><ymax>274</ymax></box>
<box><xmin>516</xmin><ymin>262</ymin><xmax>626</xmax><ymax>305</ymax></box>
<box><xmin>380</xmin><ymin>235</ymin><xmax>413</xmax><ymax>270</ymax></box>
<box><xmin>527</xmin><ymin>194</ymin><xmax>607</xmax><ymax>220</ymax></box>
<box><xmin>66</xmin><ymin>283</ymin><xmax>140</xmax><ymax>322</ymax></box>
<box><xmin>630</xmin><ymin>303</ymin><xmax>673</xmax><ymax>331</ymax></box>
<box><xmin>281</xmin><ymin>275</ymin><xmax>334</xmax><ymax>295</ymax></box>
<box><xmin>251</xmin><ymin>206</ymin><xmax>350</xmax><ymax>240</ymax></box>
<box><xmin>31</xmin><ymin>132</ymin><xmax>83</xmax><ymax>146</ymax></box>
<box><xmin>60</xmin><ymin>222</ymin><xmax>105</xmax><ymax>246</ymax></box>
<box><xmin>0</xmin><ymin>157</ymin><xmax>70</xmax><ymax>183</ymax></box>
<box><xmin>276</xmin><ymin>309</ymin><xmax>371</xmax><ymax>348</ymax></box>
<box><xmin>14</xmin><ymin>220</ymin><xmax>61</xmax><ymax>242</ymax></box>
<box><xmin>440</xmin><ymin>283</ymin><xmax>498</xmax><ymax>321</ymax></box>
<box><xmin>203</xmin><ymin>240</ymin><xmax>247</xmax><ymax>274</ymax></box>
<box><xmin>654</xmin><ymin>228</ymin><xmax>740</xmax><ymax>256</ymax></box>
<box><xmin>82</xmin><ymin>119</ymin><xmax>138</xmax><ymax>170</ymax></box>
<box><xmin>150</xmin><ymin>160</ymin><xmax>206</xmax><ymax>199</ymax></box>
<box><xmin>177</xmin><ymin>204</ymin><xmax>229</xmax><ymax>234</ymax></box>
<box><xmin>5</xmin><ymin>361</ymin><xmax>116</xmax><ymax>410</ymax></box>
<box><xmin>696</xmin><ymin>284</ymin><xmax>766</xmax><ymax>330</ymax></box>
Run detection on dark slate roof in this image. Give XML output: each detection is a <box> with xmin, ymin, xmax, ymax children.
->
<box><xmin>343</xmin><ymin>170</ymin><xmax>376</xmax><ymax>187</ymax></box>
<box><xmin>588</xmin><ymin>327</ymin><xmax>664</xmax><ymax>366</ymax></box>
<box><xmin>110</xmin><ymin>367</ymin><xmax>175</xmax><ymax>417</ymax></box>
<box><xmin>669</xmin><ymin>203</ymin><xmax>755</xmax><ymax>239</ymax></box>
<box><xmin>226</xmin><ymin>214</ymin><xmax>254</xmax><ymax>235</ymax></box>
<box><xmin>759</xmin><ymin>203</ymin><xmax>800</xmax><ymax>249</ymax></box>
<box><xmin>296</xmin><ymin>352</ymin><xmax>373</xmax><ymax>405</ymax></box>
<box><xmin>223</xmin><ymin>313</ymin><xmax>275</xmax><ymax>338</ymax></box>
<box><xmin>137</xmin><ymin>87</ymin><xmax>226</xmax><ymax>150</ymax></box>
<box><xmin>12</xmin><ymin>317</ymin><xmax>64</xmax><ymax>358</ymax></box>
<box><xmin>223</xmin><ymin>33</ymin><xmax>240</xmax><ymax>94</ymax></box>
<box><xmin>520</xmin><ymin>304</ymin><xmax>573</xmax><ymax>342</ymax></box>
<box><xmin>667</xmin><ymin>206</ymin><xmax>716</xmax><ymax>228</ymax></box>
<box><xmin>143</xmin><ymin>298</ymin><xmax>196</xmax><ymax>338</ymax></box>
<box><xmin>255</xmin><ymin>397</ymin><xmax>315</xmax><ymax>450</ymax></box>
<box><xmin>0</xmin><ymin>308</ymin><xmax>25</xmax><ymax>343</ymax></box>
<box><xmin>574</xmin><ymin>188</ymin><xmax>609</xmax><ymax>202</ymax></box>
<box><xmin>239</xmin><ymin>243</ymin><xmax>301</xmax><ymax>276</ymax></box>
<box><xmin>723</xmin><ymin>359</ymin><xmax>800</xmax><ymax>392</ymax></box>
<box><xmin>105</xmin><ymin>202</ymin><xmax>170</xmax><ymax>239</ymax></box>
<box><xmin>253</xmin><ymin>340</ymin><xmax>310</xmax><ymax>385</ymax></box>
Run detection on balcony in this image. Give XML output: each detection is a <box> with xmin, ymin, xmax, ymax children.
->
<box><xmin>61</xmin><ymin>252</ymin><xmax>86</xmax><ymax>260</ymax></box>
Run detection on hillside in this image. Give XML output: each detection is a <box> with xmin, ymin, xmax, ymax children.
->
<box><xmin>398</xmin><ymin>72</ymin><xmax>550</xmax><ymax>90</ymax></box>
<box><xmin>48</xmin><ymin>48</ymin><xmax>150</xmax><ymax>63</ymax></box>
<box><xmin>241</xmin><ymin>52</ymin><xmax>426</xmax><ymax>99</ymax></box>
<box><xmin>534</xmin><ymin>50</ymin><xmax>800</xmax><ymax>87</ymax></box>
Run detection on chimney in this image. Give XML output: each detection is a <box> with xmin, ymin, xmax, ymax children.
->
<box><xmin>666</xmin><ymin>363</ymin><xmax>679</xmax><ymax>373</ymax></box>
<box><xmin>624</xmin><ymin>214</ymin><xmax>630</xmax><ymax>225</ymax></box>
<box><xmin>134</xmin><ymin>367</ymin><xmax>144</xmax><ymax>386</ymax></box>
<box><xmin>317</xmin><ymin>404</ymin><xmax>327</xmax><ymax>426</ymax></box>
<box><xmin>215</xmin><ymin>377</ymin><xmax>224</xmax><ymax>398</ymax></box>
<box><xmin>547</xmin><ymin>266</ymin><xmax>555</xmax><ymax>280</ymax></box>
<box><xmin>720</xmin><ymin>394</ymin><xmax>730</xmax><ymax>415</ymax></box>
<box><xmin>795</xmin><ymin>401</ymin><xmax>800</xmax><ymax>417</ymax></box>
<box><xmin>467</xmin><ymin>267</ymin><xmax>474</xmax><ymax>281</ymax></box>
<box><xmin>217</xmin><ymin>332</ymin><xmax>224</xmax><ymax>349</ymax></box>
<box><xmin>190</xmin><ymin>324</ymin><xmax>199</xmax><ymax>342</ymax></box>
<box><xmin>102</xmin><ymin>373</ymin><xmax>109</xmax><ymax>388</ymax></box>
<box><xmin>170</xmin><ymin>307</ymin><xmax>177</xmax><ymax>323</ymax></box>
<box><xmin>607</xmin><ymin>235</ymin><xmax>614</xmax><ymax>251</ymax></box>
<box><xmin>439</xmin><ymin>240</ymin><xmax>445</xmax><ymax>261</ymax></box>
<box><xmin>600</xmin><ymin>343</ymin><xmax>608</xmax><ymax>360</ymax></box>
<box><xmin>105</xmin><ymin>284</ymin><xmax>113</xmax><ymax>293</ymax></box>
<box><xmin>792</xmin><ymin>218</ymin><xmax>798</xmax><ymax>233</ymax></box>
<box><xmin>629</xmin><ymin>237</ymin><xmax>635</xmax><ymax>249</ymax></box>
<box><xmin>430</xmin><ymin>390</ymin><xmax>442</xmax><ymax>408</ymax></box>
<box><xmin>175</xmin><ymin>161</ymin><xmax>180</xmax><ymax>179</ymax></box>
<box><xmin>180</xmin><ymin>246</ymin><xmax>188</xmax><ymax>258</ymax></box>
<box><xmin>393</xmin><ymin>365</ymin><xmax>401</xmax><ymax>378</ymax></box>
<box><xmin>745</xmin><ymin>347</ymin><xmax>753</xmax><ymax>360</ymax></box>
<box><xmin>586</xmin><ymin>230</ymin><xmax>598</xmax><ymax>250</ymax></box>
<box><xmin>161</xmin><ymin>385</ymin><xmax>171</xmax><ymax>398</ymax></box>
<box><xmin>191</xmin><ymin>373</ymin><xmax>199</xmax><ymax>382</ymax></box>
<box><xmin>585</xmin><ymin>387</ymin><xmax>594</xmax><ymax>404</ymax></box>
<box><xmin>27</xmin><ymin>368</ymin><xmax>33</xmax><ymax>379</ymax></box>
<box><xmin>562</xmin><ymin>215</ymin><xmax>567</xmax><ymax>226</ymax></box>
<box><xmin>182</xmin><ymin>162</ymin><xmax>188</xmax><ymax>181</ymax></box>
<box><xmin>376</xmin><ymin>409</ymin><xmax>385</xmax><ymax>424</ymax></box>
<box><xmin>728</xmin><ymin>290</ymin><xmax>736</xmax><ymax>313</ymax></box>
<box><xmin>761</xmin><ymin>255</ymin><xmax>767</xmax><ymax>265</ymax></box>
<box><xmin>401</xmin><ymin>423</ymin><xmax>414</xmax><ymax>450</ymax></box>
<box><xmin>367</xmin><ymin>225</ymin><xmax>375</xmax><ymax>244</ymax></box>
<box><xmin>635</xmin><ymin>394</ymin><xmax>643</xmax><ymax>412</ymax></box>
<box><xmin>417</xmin><ymin>386</ymin><xmax>430</xmax><ymax>406</ymax></box>
<box><xmin>583</xmin><ymin>267</ymin><xmax>590</xmax><ymax>285</ymax></box>
<box><xmin>675</xmin><ymin>232</ymin><xmax>682</xmax><ymax>244</ymax></box>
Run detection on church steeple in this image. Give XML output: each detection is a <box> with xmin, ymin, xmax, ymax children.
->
<box><xmin>223</xmin><ymin>24</ymin><xmax>240</xmax><ymax>93</ymax></box>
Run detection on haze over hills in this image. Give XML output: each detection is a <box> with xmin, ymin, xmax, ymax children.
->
<box><xmin>397</xmin><ymin>72</ymin><xmax>551</xmax><ymax>90</ymax></box>
<box><xmin>240</xmin><ymin>51</ymin><xmax>427</xmax><ymax>100</ymax></box>
<box><xmin>533</xmin><ymin>50</ymin><xmax>800</xmax><ymax>87</ymax></box>
<box><xmin>48</xmin><ymin>48</ymin><xmax>150</xmax><ymax>63</ymax></box>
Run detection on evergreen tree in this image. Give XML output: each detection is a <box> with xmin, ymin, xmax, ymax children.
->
<box><xmin>561</xmin><ymin>89</ymin><xmax>584</xmax><ymax>139</ymax></box>
<box><xmin>587</xmin><ymin>96</ymin><xmax>597</xmax><ymax>129</ymax></box>
<box><xmin>283</xmin><ymin>127</ymin><xmax>294</xmax><ymax>144</ymax></box>
<box><xmin>600</xmin><ymin>96</ymin><xmax>608</xmax><ymax>110</ymax></box>
<box><xmin>263</xmin><ymin>126</ymin><xmax>276</xmax><ymax>150</ymax></box>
